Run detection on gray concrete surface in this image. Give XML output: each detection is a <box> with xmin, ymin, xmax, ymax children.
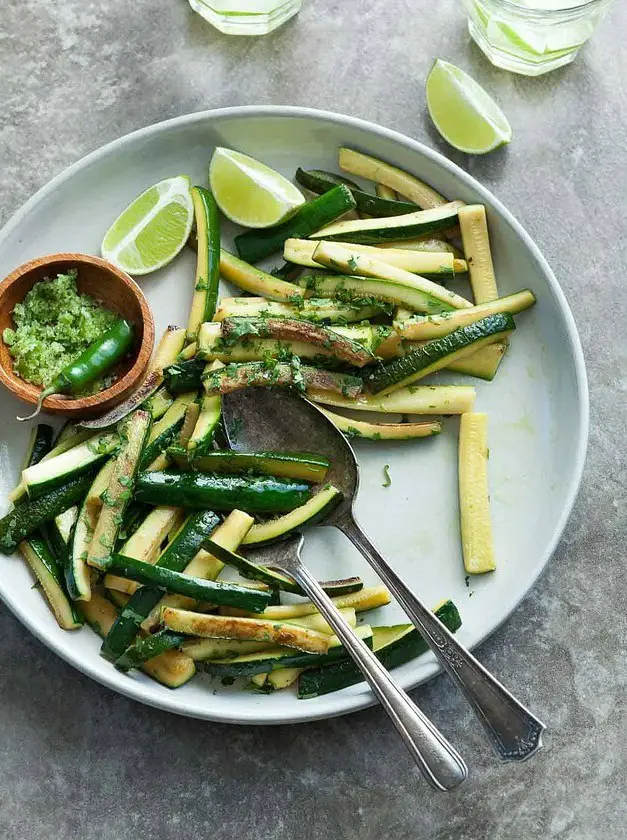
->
<box><xmin>1</xmin><ymin>0</ymin><xmax>626</xmax><ymax>837</ymax></box>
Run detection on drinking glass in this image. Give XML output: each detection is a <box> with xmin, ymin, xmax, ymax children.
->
<box><xmin>460</xmin><ymin>0</ymin><xmax>614</xmax><ymax>75</ymax></box>
<box><xmin>189</xmin><ymin>0</ymin><xmax>301</xmax><ymax>35</ymax></box>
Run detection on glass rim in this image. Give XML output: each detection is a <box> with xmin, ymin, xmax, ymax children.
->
<box><xmin>477</xmin><ymin>0</ymin><xmax>612</xmax><ymax>18</ymax></box>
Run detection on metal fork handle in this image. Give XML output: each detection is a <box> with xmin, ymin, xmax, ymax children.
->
<box><xmin>288</xmin><ymin>560</ymin><xmax>467</xmax><ymax>791</ymax></box>
<box><xmin>339</xmin><ymin>514</ymin><xmax>545</xmax><ymax>762</ymax></box>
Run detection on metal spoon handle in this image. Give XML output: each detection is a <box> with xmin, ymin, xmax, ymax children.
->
<box><xmin>289</xmin><ymin>559</ymin><xmax>467</xmax><ymax>791</ymax></box>
<box><xmin>339</xmin><ymin>515</ymin><xmax>545</xmax><ymax>762</ymax></box>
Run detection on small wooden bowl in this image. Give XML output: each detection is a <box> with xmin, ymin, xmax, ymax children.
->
<box><xmin>0</xmin><ymin>253</ymin><xmax>154</xmax><ymax>418</ymax></box>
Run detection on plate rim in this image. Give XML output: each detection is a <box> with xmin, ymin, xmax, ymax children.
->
<box><xmin>0</xmin><ymin>105</ymin><xmax>589</xmax><ymax>725</ymax></box>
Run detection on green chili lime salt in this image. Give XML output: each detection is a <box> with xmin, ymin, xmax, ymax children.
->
<box><xmin>2</xmin><ymin>270</ymin><xmax>118</xmax><ymax>393</ymax></box>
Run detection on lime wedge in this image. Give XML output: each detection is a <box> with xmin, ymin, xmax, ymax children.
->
<box><xmin>101</xmin><ymin>176</ymin><xmax>194</xmax><ymax>275</ymax></box>
<box><xmin>426</xmin><ymin>59</ymin><xmax>512</xmax><ymax>155</ymax></box>
<box><xmin>209</xmin><ymin>147</ymin><xmax>305</xmax><ymax>228</ymax></box>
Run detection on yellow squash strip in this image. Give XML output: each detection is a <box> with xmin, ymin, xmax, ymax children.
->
<box><xmin>222</xmin><ymin>585</ymin><xmax>391</xmax><ymax>621</ymax></box>
<box><xmin>220</xmin><ymin>249</ymin><xmax>304</xmax><ymax>302</ymax></box>
<box><xmin>160</xmin><ymin>608</ymin><xmax>332</xmax><ymax>654</ymax></box>
<box><xmin>266</xmin><ymin>668</ymin><xmax>302</xmax><ymax>690</ymax></box>
<box><xmin>447</xmin><ymin>343</ymin><xmax>508</xmax><ymax>381</ymax></box>
<box><xmin>458</xmin><ymin>412</ymin><xmax>496</xmax><ymax>574</ymax></box>
<box><xmin>307</xmin><ymin>384</ymin><xmax>476</xmax><ymax>416</ymax></box>
<box><xmin>458</xmin><ymin>205</ymin><xmax>499</xmax><ymax>304</ymax></box>
<box><xmin>375</xmin><ymin>183</ymin><xmax>398</xmax><ymax>201</ymax></box>
<box><xmin>152</xmin><ymin>326</ymin><xmax>187</xmax><ymax>370</ymax></box>
<box><xmin>339</xmin><ymin>148</ymin><xmax>446</xmax><ymax>210</ymax></box>
<box><xmin>312</xmin><ymin>241</ymin><xmax>473</xmax><ymax>311</ymax></box>
<box><xmin>319</xmin><ymin>407</ymin><xmax>441</xmax><ymax>441</ymax></box>
<box><xmin>458</xmin><ymin>204</ymin><xmax>509</xmax><ymax>378</ymax></box>
<box><xmin>285</xmin><ymin>238</ymin><xmax>465</xmax><ymax>275</ymax></box>
<box><xmin>395</xmin><ymin>290</ymin><xmax>536</xmax><ymax>341</ymax></box>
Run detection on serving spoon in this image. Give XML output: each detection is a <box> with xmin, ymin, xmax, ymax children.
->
<box><xmin>247</xmin><ymin>534</ymin><xmax>467</xmax><ymax>791</ymax></box>
<box><xmin>222</xmin><ymin>387</ymin><xmax>545</xmax><ymax>762</ymax></box>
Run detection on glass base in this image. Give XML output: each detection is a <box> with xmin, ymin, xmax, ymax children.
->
<box><xmin>189</xmin><ymin>0</ymin><xmax>301</xmax><ymax>34</ymax></box>
<box><xmin>468</xmin><ymin>19</ymin><xmax>578</xmax><ymax>76</ymax></box>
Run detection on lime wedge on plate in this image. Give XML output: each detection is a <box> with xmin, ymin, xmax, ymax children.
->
<box><xmin>101</xmin><ymin>176</ymin><xmax>194</xmax><ymax>275</ymax></box>
<box><xmin>426</xmin><ymin>59</ymin><xmax>512</xmax><ymax>155</ymax></box>
<box><xmin>209</xmin><ymin>147</ymin><xmax>305</xmax><ymax>228</ymax></box>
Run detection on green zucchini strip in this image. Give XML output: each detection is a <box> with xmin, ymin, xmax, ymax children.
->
<box><xmin>395</xmin><ymin>290</ymin><xmax>536</xmax><ymax>341</ymax></box>
<box><xmin>294</xmin><ymin>168</ymin><xmax>418</xmax><ymax>217</ymax></box>
<box><xmin>285</xmin><ymin>238</ymin><xmax>465</xmax><ymax>275</ymax></box>
<box><xmin>202</xmin><ymin>361</ymin><xmax>363</xmax><ymax>399</ymax></box>
<box><xmin>87</xmin><ymin>411</ymin><xmax>152</xmax><ymax>571</ymax></box>
<box><xmin>187</xmin><ymin>361</ymin><xmax>223</xmax><ymax>460</ymax></box>
<box><xmin>19</xmin><ymin>536</ymin><xmax>83</xmax><ymax>630</ymax></box>
<box><xmin>186</xmin><ymin>186</ymin><xmax>220</xmax><ymax>341</ymax></box>
<box><xmin>167</xmin><ymin>446</ymin><xmax>330</xmax><ymax>483</ymax></box>
<box><xmin>21</xmin><ymin>432</ymin><xmax>119</xmax><ymax>500</ymax></box>
<box><xmin>296</xmin><ymin>273</ymin><xmax>454</xmax><ymax>316</ymax></box>
<box><xmin>67</xmin><ymin>460</ymin><xmax>115</xmax><ymax>601</ymax></box>
<box><xmin>459</xmin><ymin>412</ymin><xmax>496</xmax><ymax>574</ymax></box>
<box><xmin>241</xmin><ymin>484</ymin><xmax>342</xmax><ymax>546</ymax></box>
<box><xmin>0</xmin><ymin>472</ymin><xmax>96</xmax><ymax>555</ymax></box>
<box><xmin>115</xmin><ymin>630</ymin><xmax>188</xmax><ymax>671</ymax></box>
<box><xmin>203</xmin><ymin>625</ymin><xmax>373</xmax><ymax>677</ymax></box>
<box><xmin>198</xmin><ymin>321</ymin><xmax>362</xmax><ymax>369</ymax></box>
<box><xmin>9</xmin><ymin>429</ymin><xmax>97</xmax><ymax>504</ymax></box>
<box><xmin>142</xmin><ymin>385</ymin><xmax>175</xmax><ymax>420</ymax></box>
<box><xmin>102</xmin><ymin>552</ymin><xmax>270</xmax><ymax>612</ymax></box>
<box><xmin>306</xmin><ymin>384</ymin><xmax>476</xmax><ymax>415</ymax></box>
<box><xmin>134</xmin><ymin>470</ymin><xmax>312</xmax><ymax>514</ymax></box>
<box><xmin>338</xmin><ymin>148</ymin><xmax>447</xmax><ymax>210</ymax></box>
<box><xmin>234</xmin><ymin>184</ymin><xmax>357</xmax><ymax>264</ymax></box>
<box><xmin>163</xmin><ymin>358</ymin><xmax>206</xmax><ymax>394</ymax></box>
<box><xmin>222</xmin><ymin>585</ymin><xmax>391</xmax><ymax>621</ymax></box>
<box><xmin>446</xmin><ymin>343</ymin><xmax>509</xmax><ymax>381</ymax></box>
<box><xmin>219</xmin><ymin>317</ymin><xmax>375</xmax><ymax>368</ymax></box>
<box><xmin>367</xmin><ymin>313</ymin><xmax>515</xmax><ymax>396</ymax></box>
<box><xmin>312</xmin><ymin>241</ymin><xmax>472</xmax><ymax>312</ymax></box>
<box><xmin>139</xmin><ymin>393</ymin><xmax>197</xmax><ymax>469</ymax></box>
<box><xmin>214</xmin><ymin>296</ymin><xmax>387</xmax><ymax>324</ymax></box>
<box><xmin>311</xmin><ymin>201</ymin><xmax>463</xmax><ymax>245</ymax></box>
<box><xmin>181</xmin><ymin>609</ymin><xmax>357</xmax><ymax>661</ymax></box>
<box><xmin>160</xmin><ymin>607</ymin><xmax>332</xmax><ymax>654</ymax></box>
<box><xmin>298</xmin><ymin>600</ymin><xmax>461</xmax><ymax>698</ymax></box>
<box><xmin>318</xmin><ymin>407</ymin><xmax>442</xmax><ymax>441</ymax></box>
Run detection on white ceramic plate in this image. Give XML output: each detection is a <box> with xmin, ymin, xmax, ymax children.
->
<box><xmin>0</xmin><ymin>107</ymin><xmax>588</xmax><ymax>724</ymax></box>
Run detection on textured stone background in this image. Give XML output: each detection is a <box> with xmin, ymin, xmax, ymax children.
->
<box><xmin>1</xmin><ymin>0</ymin><xmax>626</xmax><ymax>837</ymax></box>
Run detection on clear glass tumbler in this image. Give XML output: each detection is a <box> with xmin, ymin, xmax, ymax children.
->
<box><xmin>189</xmin><ymin>0</ymin><xmax>302</xmax><ymax>35</ymax></box>
<box><xmin>461</xmin><ymin>0</ymin><xmax>614</xmax><ymax>75</ymax></box>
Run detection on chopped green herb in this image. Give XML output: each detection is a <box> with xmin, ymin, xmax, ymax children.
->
<box><xmin>382</xmin><ymin>465</ymin><xmax>392</xmax><ymax>488</ymax></box>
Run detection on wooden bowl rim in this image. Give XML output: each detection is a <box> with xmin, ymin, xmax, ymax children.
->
<box><xmin>0</xmin><ymin>252</ymin><xmax>155</xmax><ymax>414</ymax></box>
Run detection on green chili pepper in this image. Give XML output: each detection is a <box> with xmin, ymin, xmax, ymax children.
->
<box><xmin>18</xmin><ymin>318</ymin><xmax>134</xmax><ymax>421</ymax></box>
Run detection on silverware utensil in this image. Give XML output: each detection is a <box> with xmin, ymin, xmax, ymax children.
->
<box><xmin>247</xmin><ymin>534</ymin><xmax>467</xmax><ymax>790</ymax></box>
<box><xmin>223</xmin><ymin>387</ymin><xmax>545</xmax><ymax>762</ymax></box>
